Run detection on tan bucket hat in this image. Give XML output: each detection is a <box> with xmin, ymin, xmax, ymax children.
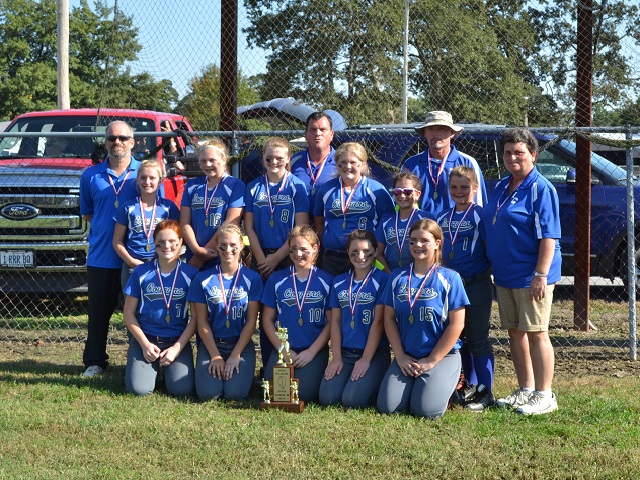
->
<box><xmin>414</xmin><ymin>111</ymin><xmax>463</xmax><ymax>134</ymax></box>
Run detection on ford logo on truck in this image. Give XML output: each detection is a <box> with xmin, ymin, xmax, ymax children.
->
<box><xmin>0</xmin><ymin>204</ymin><xmax>39</xmax><ymax>221</ymax></box>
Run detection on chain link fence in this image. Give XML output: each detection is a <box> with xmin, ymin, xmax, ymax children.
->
<box><xmin>1</xmin><ymin>0</ymin><xmax>640</xmax><ymax>360</ymax></box>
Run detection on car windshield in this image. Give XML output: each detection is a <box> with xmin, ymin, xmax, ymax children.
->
<box><xmin>0</xmin><ymin>115</ymin><xmax>155</xmax><ymax>159</ymax></box>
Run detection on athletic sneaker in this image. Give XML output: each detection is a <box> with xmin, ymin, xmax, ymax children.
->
<box><xmin>496</xmin><ymin>387</ymin><xmax>532</xmax><ymax>408</ymax></box>
<box><xmin>516</xmin><ymin>391</ymin><xmax>558</xmax><ymax>415</ymax></box>
<box><xmin>82</xmin><ymin>365</ymin><xmax>105</xmax><ymax>377</ymax></box>
<box><xmin>465</xmin><ymin>384</ymin><xmax>495</xmax><ymax>411</ymax></box>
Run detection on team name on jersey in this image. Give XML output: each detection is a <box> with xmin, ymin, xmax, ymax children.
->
<box><xmin>191</xmin><ymin>192</ymin><xmax>225</xmax><ymax>209</ymax></box>
<box><xmin>143</xmin><ymin>283</ymin><xmax>187</xmax><ymax>302</ymax></box>
<box><xmin>329</xmin><ymin>199</ymin><xmax>371</xmax><ymax>215</ymax></box>
<box><xmin>131</xmin><ymin>215</ymin><xmax>161</xmax><ymax>233</ymax></box>
<box><xmin>336</xmin><ymin>289</ymin><xmax>376</xmax><ymax>308</ymax></box>
<box><xmin>205</xmin><ymin>285</ymin><xmax>248</xmax><ymax>303</ymax></box>
<box><xmin>396</xmin><ymin>284</ymin><xmax>438</xmax><ymax>302</ymax></box>
<box><xmin>281</xmin><ymin>288</ymin><xmax>325</xmax><ymax>307</ymax></box>
<box><xmin>255</xmin><ymin>192</ymin><xmax>293</xmax><ymax>205</ymax></box>
<box><xmin>438</xmin><ymin>218</ymin><xmax>473</xmax><ymax>231</ymax></box>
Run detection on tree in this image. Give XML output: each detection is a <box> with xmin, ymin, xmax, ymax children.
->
<box><xmin>175</xmin><ymin>65</ymin><xmax>261</xmax><ymax>131</ymax></box>
<box><xmin>0</xmin><ymin>0</ymin><xmax>177</xmax><ymax>120</ymax></box>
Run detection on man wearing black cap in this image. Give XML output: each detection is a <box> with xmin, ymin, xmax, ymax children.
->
<box><xmin>402</xmin><ymin>111</ymin><xmax>486</xmax><ymax>218</ymax></box>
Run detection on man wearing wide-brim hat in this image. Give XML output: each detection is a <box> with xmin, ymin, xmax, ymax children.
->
<box><xmin>402</xmin><ymin>111</ymin><xmax>486</xmax><ymax>217</ymax></box>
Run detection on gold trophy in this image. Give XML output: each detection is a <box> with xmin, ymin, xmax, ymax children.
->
<box><xmin>259</xmin><ymin>321</ymin><xmax>304</xmax><ymax>412</ymax></box>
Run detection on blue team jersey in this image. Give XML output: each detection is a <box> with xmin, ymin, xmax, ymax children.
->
<box><xmin>313</xmin><ymin>176</ymin><xmax>395</xmax><ymax>251</ymax></box>
<box><xmin>376</xmin><ymin>209</ymin><xmax>433</xmax><ymax>269</ymax></box>
<box><xmin>80</xmin><ymin>157</ymin><xmax>141</xmax><ymax>268</ymax></box>
<box><xmin>180</xmin><ymin>175</ymin><xmax>245</xmax><ymax>250</ymax></box>
<box><xmin>482</xmin><ymin>167</ymin><xmax>562</xmax><ymax>288</ymax></box>
<box><xmin>436</xmin><ymin>204</ymin><xmax>490</xmax><ymax>278</ymax></box>
<box><xmin>261</xmin><ymin>266</ymin><xmax>333</xmax><ymax>350</ymax></box>
<box><xmin>402</xmin><ymin>145</ymin><xmax>487</xmax><ymax>218</ymax></box>
<box><xmin>187</xmin><ymin>265</ymin><xmax>263</xmax><ymax>338</ymax></box>
<box><xmin>328</xmin><ymin>268</ymin><xmax>389</xmax><ymax>350</ymax></box>
<box><xmin>124</xmin><ymin>260</ymin><xmax>199</xmax><ymax>338</ymax></box>
<box><xmin>290</xmin><ymin>148</ymin><xmax>337</xmax><ymax>215</ymax></box>
<box><xmin>244</xmin><ymin>173</ymin><xmax>309</xmax><ymax>249</ymax></box>
<box><xmin>114</xmin><ymin>196</ymin><xmax>180</xmax><ymax>260</ymax></box>
<box><xmin>381</xmin><ymin>265</ymin><xmax>469</xmax><ymax>358</ymax></box>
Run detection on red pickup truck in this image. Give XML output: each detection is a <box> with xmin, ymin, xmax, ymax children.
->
<box><xmin>0</xmin><ymin>108</ymin><xmax>194</xmax><ymax>292</ymax></box>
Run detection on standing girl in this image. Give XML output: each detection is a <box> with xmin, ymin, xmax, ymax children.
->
<box><xmin>319</xmin><ymin>230</ymin><xmax>390</xmax><ymax>408</ymax></box>
<box><xmin>377</xmin><ymin>219</ymin><xmax>469</xmax><ymax>418</ymax></box>
<box><xmin>180</xmin><ymin>140</ymin><xmax>245</xmax><ymax>270</ymax></box>
<box><xmin>376</xmin><ymin>170</ymin><xmax>433</xmax><ymax>272</ymax></box>
<box><xmin>188</xmin><ymin>222</ymin><xmax>263</xmax><ymax>401</ymax></box>
<box><xmin>313</xmin><ymin>142</ymin><xmax>395</xmax><ymax>276</ymax></box>
<box><xmin>437</xmin><ymin>166</ymin><xmax>494</xmax><ymax>410</ymax></box>
<box><xmin>113</xmin><ymin>159</ymin><xmax>180</xmax><ymax>289</ymax></box>
<box><xmin>123</xmin><ymin>220</ymin><xmax>199</xmax><ymax>397</ymax></box>
<box><xmin>261</xmin><ymin>225</ymin><xmax>334</xmax><ymax>403</ymax></box>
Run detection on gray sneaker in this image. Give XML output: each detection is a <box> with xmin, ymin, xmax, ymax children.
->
<box><xmin>82</xmin><ymin>365</ymin><xmax>105</xmax><ymax>377</ymax></box>
<box><xmin>516</xmin><ymin>391</ymin><xmax>558</xmax><ymax>415</ymax></box>
<box><xmin>496</xmin><ymin>387</ymin><xmax>532</xmax><ymax>408</ymax></box>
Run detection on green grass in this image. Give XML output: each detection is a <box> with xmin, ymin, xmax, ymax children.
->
<box><xmin>1</xmin><ymin>342</ymin><xmax>639</xmax><ymax>479</ymax></box>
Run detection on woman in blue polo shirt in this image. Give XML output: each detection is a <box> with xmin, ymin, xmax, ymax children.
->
<box><xmin>319</xmin><ymin>230</ymin><xmax>390</xmax><ymax>408</ymax></box>
<box><xmin>437</xmin><ymin>166</ymin><xmax>494</xmax><ymax>411</ymax></box>
<box><xmin>123</xmin><ymin>220</ymin><xmax>199</xmax><ymax>397</ymax></box>
<box><xmin>377</xmin><ymin>218</ymin><xmax>468</xmax><ymax>419</ymax></box>
<box><xmin>313</xmin><ymin>142</ymin><xmax>395</xmax><ymax>276</ymax></box>
<box><xmin>180</xmin><ymin>140</ymin><xmax>245</xmax><ymax>270</ymax></box>
<box><xmin>261</xmin><ymin>225</ymin><xmax>334</xmax><ymax>403</ymax></box>
<box><xmin>188</xmin><ymin>222</ymin><xmax>263</xmax><ymax>401</ymax></box>
<box><xmin>113</xmin><ymin>159</ymin><xmax>180</xmax><ymax>289</ymax></box>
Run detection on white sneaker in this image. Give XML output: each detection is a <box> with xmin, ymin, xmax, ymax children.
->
<box><xmin>496</xmin><ymin>387</ymin><xmax>533</xmax><ymax>408</ymax></box>
<box><xmin>82</xmin><ymin>365</ymin><xmax>105</xmax><ymax>377</ymax></box>
<box><xmin>516</xmin><ymin>391</ymin><xmax>558</xmax><ymax>415</ymax></box>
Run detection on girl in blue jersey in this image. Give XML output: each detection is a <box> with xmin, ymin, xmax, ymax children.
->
<box><xmin>319</xmin><ymin>230</ymin><xmax>390</xmax><ymax>408</ymax></box>
<box><xmin>313</xmin><ymin>142</ymin><xmax>395</xmax><ymax>276</ymax></box>
<box><xmin>261</xmin><ymin>225</ymin><xmax>334</xmax><ymax>403</ymax></box>
<box><xmin>377</xmin><ymin>218</ymin><xmax>469</xmax><ymax>419</ymax></box>
<box><xmin>114</xmin><ymin>160</ymin><xmax>180</xmax><ymax>289</ymax></box>
<box><xmin>180</xmin><ymin>140</ymin><xmax>245</xmax><ymax>270</ymax></box>
<box><xmin>437</xmin><ymin>166</ymin><xmax>495</xmax><ymax>410</ymax></box>
<box><xmin>188</xmin><ymin>222</ymin><xmax>263</xmax><ymax>401</ymax></box>
<box><xmin>123</xmin><ymin>220</ymin><xmax>199</xmax><ymax>397</ymax></box>
<box><xmin>376</xmin><ymin>170</ymin><xmax>433</xmax><ymax>272</ymax></box>
<box><xmin>245</xmin><ymin>137</ymin><xmax>310</xmax><ymax>369</ymax></box>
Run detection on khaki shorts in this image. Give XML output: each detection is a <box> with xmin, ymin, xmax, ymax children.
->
<box><xmin>495</xmin><ymin>285</ymin><xmax>555</xmax><ymax>332</ymax></box>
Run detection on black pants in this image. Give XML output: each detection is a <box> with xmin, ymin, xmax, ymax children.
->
<box><xmin>83</xmin><ymin>266</ymin><xmax>122</xmax><ymax>369</ymax></box>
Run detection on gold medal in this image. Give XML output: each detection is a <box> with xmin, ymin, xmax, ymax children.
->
<box><xmin>204</xmin><ymin>217</ymin><xmax>209</xmax><ymax>226</ymax></box>
<box><xmin>146</xmin><ymin>243</ymin><xmax>151</xmax><ymax>252</ymax></box>
<box><xmin>298</xmin><ymin>317</ymin><xmax>303</xmax><ymax>326</ymax></box>
<box><xmin>449</xmin><ymin>251</ymin><xmax>454</xmax><ymax>260</ymax></box>
<box><xmin>342</xmin><ymin>220</ymin><xmax>346</xmax><ymax>229</ymax></box>
<box><xmin>311</xmin><ymin>187</ymin><xmax>316</xmax><ymax>195</ymax></box>
<box><xmin>492</xmin><ymin>214</ymin><xmax>497</xmax><ymax>225</ymax></box>
<box><xmin>225</xmin><ymin>319</ymin><xmax>230</xmax><ymax>328</ymax></box>
<box><xmin>433</xmin><ymin>191</ymin><xmax>438</xmax><ymax>200</ymax></box>
<box><xmin>350</xmin><ymin>320</ymin><xmax>355</xmax><ymax>329</ymax></box>
<box><xmin>114</xmin><ymin>199</ymin><xmax>119</xmax><ymax>208</ymax></box>
<box><xmin>408</xmin><ymin>313</ymin><xmax>414</xmax><ymax>324</ymax></box>
<box><xmin>165</xmin><ymin>313</ymin><xmax>171</xmax><ymax>323</ymax></box>
<box><xmin>398</xmin><ymin>260</ymin><xmax>402</xmax><ymax>267</ymax></box>
<box><xmin>269</xmin><ymin>217</ymin><xmax>274</xmax><ymax>228</ymax></box>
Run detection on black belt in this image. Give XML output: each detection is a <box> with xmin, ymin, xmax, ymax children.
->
<box><xmin>262</xmin><ymin>248</ymin><xmax>279</xmax><ymax>254</ymax></box>
<box><xmin>343</xmin><ymin>347</ymin><xmax>365</xmax><ymax>355</ymax></box>
<box><xmin>324</xmin><ymin>249</ymin><xmax>349</xmax><ymax>258</ymax></box>
<box><xmin>215</xmin><ymin>336</ymin><xmax>240</xmax><ymax>344</ymax></box>
<box><xmin>461</xmin><ymin>269</ymin><xmax>491</xmax><ymax>286</ymax></box>
<box><xmin>145</xmin><ymin>334</ymin><xmax>179</xmax><ymax>344</ymax></box>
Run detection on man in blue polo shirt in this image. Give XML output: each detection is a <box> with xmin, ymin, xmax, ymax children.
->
<box><xmin>290</xmin><ymin>112</ymin><xmax>337</xmax><ymax>216</ymax></box>
<box><xmin>80</xmin><ymin>121</ymin><xmax>140</xmax><ymax>377</ymax></box>
<box><xmin>402</xmin><ymin>111</ymin><xmax>487</xmax><ymax>218</ymax></box>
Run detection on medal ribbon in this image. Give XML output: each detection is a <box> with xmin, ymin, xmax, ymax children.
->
<box><xmin>339</xmin><ymin>176</ymin><xmax>362</xmax><ymax>225</ymax></box>
<box><xmin>155</xmin><ymin>259</ymin><xmax>181</xmax><ymax>318</ymax></box>
<box><xmin>306</xmin><ymin>152</ymin><xmax>329</xmax><ymax>190</ymax></box>
<box><xmin>291</xmin><ymin>265</ymin><xmax>316</xmax><ymax>319</ymax></box>
<box><xmin>348</xmin><ymin>266</ymin><xmax>375</xmax><ymax>318</ymax></box>
<box><xmin>263</xmin><ymin>172</ymin><xmax>289</xmax><ymax>221</ymax></box>
<box><xmin>107</xmin><ymin>169</ymin><xmax>132</xmax><ymax>203</ymax></box>
<box><xmin>217</xmin><ymin>264</ymin><xmax>242</xmax><ymax>319</ymax></box>
<box><xmin>394</xmin><ymin>208</ymin><xmax>418</xmax><ymax>257</ymax></box>
<box><xmin>426</xmin><ymin>154</ymin><xmax>447</xmax><ymax>192</ymax></box>
<box><xmin>204</xmin><ymin>174</ymin><xmax>226</xmax><ymax>219</ymax></box>
<box><xmin>494</xmin><ymin>175</ymin><xmax>526</xmax><ymax>218</ymax></box>
<box><xmin>407</xmin><ymin>262</ymin><xmax>438</xmax><ymax>315</ymax></box>
<box><xmin>139</xmin><ymin>196</ymin><xmax>158</xmax><ymax>248</ymax></box>
<box><xmin>447</xmin><ymin>202</ymin><xmax>475</xmax><ymax>251</ymax></box>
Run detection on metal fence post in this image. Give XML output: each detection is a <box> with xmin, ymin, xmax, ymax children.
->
<box><xmin>626</xmin><ymin>125</ymin><xmax>638</xmax><ymax>361</ymax></box>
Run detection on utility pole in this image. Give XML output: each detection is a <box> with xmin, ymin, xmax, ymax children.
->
<box><xmin>57</xmin><ymin>0</ymin><xmax>70</xmax><ymax>109</ymax></box>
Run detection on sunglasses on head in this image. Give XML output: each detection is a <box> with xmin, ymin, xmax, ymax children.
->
<box><xmin>105</xmin><ymin>135</ymin><xmax>133</xmax><ymax>142</ymax></box>
<box><xmin>391</xmin><ymin>188</ymin><xmax>418</xmax><ymax>196</ymax></box>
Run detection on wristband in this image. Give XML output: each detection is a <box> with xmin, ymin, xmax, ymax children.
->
<box><xmin>534</xmin><ymin>271</ymin><xmax>548</xmax><ymax>277</ymax></box>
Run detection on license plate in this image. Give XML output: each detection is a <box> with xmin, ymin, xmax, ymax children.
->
<box><xmin>0</xmin><ymin>250</ymin><xmax>34</xmax><ymax>268</ymax></box>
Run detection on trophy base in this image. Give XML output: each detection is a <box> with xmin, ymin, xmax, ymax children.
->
<box><xmin>259</xmin><ymin>400</ymin><xmax>304</xmax><ymax>413</ymax></box>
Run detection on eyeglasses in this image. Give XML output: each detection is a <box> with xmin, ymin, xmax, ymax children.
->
<box><xmin>105</xmin><ymin>135</ymin><xmax>133</xmax><ymax>143</ymax></box>
<box><xmin>391</xmin><ymin>188</ymin><xmax>418</xmax><ymax>196</ymax></box>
